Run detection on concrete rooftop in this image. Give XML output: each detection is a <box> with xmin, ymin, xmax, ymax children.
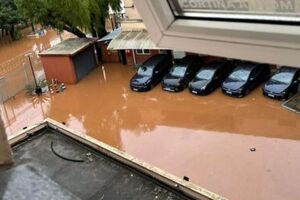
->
<box><xmin>0</xmin><ymin>127</ymin><xmax>195</xmax><ymax>200</ymax></box>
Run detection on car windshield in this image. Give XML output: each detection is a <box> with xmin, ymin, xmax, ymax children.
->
<box><xmin>229</xmin><ymin>69</ymin><xmax>251</xmax><ymax>82</ymax></box>
<box><xmin>137</xmin><ymin>66</ymin><xmax>153</xmax><ymax>76</ymax></box>
<box><xmin>196</xmin><ymin>69</ymin><xmax>215</xmax><ymax>80</ymax></box>
<box><xmin>170</xmin><ymin>67</ymin><xmax>187</xmax><ymax>77</ymax></box>
<box><xmin>271</xmin><ymin>72</ymin><xmax>294</xmax><ymax>84</ymax></box>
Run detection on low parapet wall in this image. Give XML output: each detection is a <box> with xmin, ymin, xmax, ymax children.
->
<box><xmin>0</xmin><ymin>117</ymin><xmax>13</xmax><ymax>166</ymax></box>
<box><xmin>8</xmin><ymin>118</ymin><xmax>228</xmax><ymax>200</ymax></box>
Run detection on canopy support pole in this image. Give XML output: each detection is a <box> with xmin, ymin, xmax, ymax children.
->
<box><xmin>132</xmin><ymin>49</ymin><xmax>137</xmax><ymax>66</ymax></box>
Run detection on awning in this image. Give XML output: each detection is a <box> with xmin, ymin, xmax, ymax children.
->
<box><xmin>107</xmin><ymin>30</ymin><xmax>162</xmax><ymax>50</ymax></box>
<box><xmin>98</xmin><ymin>28</ymin><xmax>122</xmax><ymax>42</ymax></box>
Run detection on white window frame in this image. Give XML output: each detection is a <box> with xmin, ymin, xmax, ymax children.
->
<box><xmin>134</xmin><ymin>0</ymin><xmax>300</xmax><ymax>68</ymax></box>
<box><xmin>135</xmin><ymin>49</ymin><xmax>151</xmax><ymax>55</ymax></box>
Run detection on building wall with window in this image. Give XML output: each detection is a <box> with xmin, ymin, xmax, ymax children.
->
<box><xmin>124</xmin><ymin>49</ymin><xmax>160</xmax><ymax>66</ymax></box>
<box><xmin>135</xmin><ymin>50</ymin><xmax>159</xmax><ymax>65</ymax></box>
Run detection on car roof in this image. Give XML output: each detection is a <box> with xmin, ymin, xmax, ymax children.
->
<box><xmin>201</xmin><ymin>60</ymin><xmax>229</xmax><ymax>70</ymax></box>
<box><xmin>174</xmin><ymin>55</ymin><xmax>202</xmax><ymax>68</ymax></box>
<box><xmin>142</xmin><ymin>54</ymin><xmax>170</xmax><ymax>68</ymax></box>
<box><xmin>279</xmin><ymin>66</ymin><xmax>299</xmax><ymax>73</ymax></box>
<box><xmin>234</xmin><ymin>62</ymin><xmax>263</xmax><ymax>71</ymax></box>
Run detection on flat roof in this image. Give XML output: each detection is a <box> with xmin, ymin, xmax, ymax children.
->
<box><xmin>1</xmin><ymin>128</ymin><xmax>189</xmax><ymax>200</ymax></box>
<box><xmin>1</xmin><ymin>119</ymin><xmax>226</xmax><ymax>200</ymax></box>
<box><xmin>39</xmin><ymin>38</ymin><xmax>96</xmax><ymax>56</ymax></box>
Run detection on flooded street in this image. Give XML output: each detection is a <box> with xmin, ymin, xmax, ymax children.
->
<box><xmin>0</xmin><ymin>28</ymin><xmax>74</xmax><ymax>75</ymax></box>
<box><xmin>1</xmin><ymin>63</ymin><xmax>300</xmax><ymax>200</ymax></box>
<box><xmin>1</xmin><ymin>29</ymin><xmax>56</xmax><ymax>64</ymax></box>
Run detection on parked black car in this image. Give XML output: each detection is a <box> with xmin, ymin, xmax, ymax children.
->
<box><xmin>130</xmin><ymin>54</ymin><xmax>173</xmax><ymax>92</ymax></box>
<box><xmin>162</xmin><ymin>55</ymin><xmax>203</xmax><ymax>92</ymax></box>
<box><xmin>189</xmin><ymin>60</ymin><xmax>233</xmax><ymax>95</ymax></box>
<box><xmin>263</xmin><ymin>66</ymin><xmax>300</xmax><ymax>100</ymax></box>
<box><xmin>222</xmin><ymin>62</ymin><xmax>270</xmax><ymax>97</ymax></box>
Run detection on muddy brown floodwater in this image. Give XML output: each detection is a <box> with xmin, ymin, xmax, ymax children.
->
<box><xmin>1</xmin><ymin>63</ymin><xmax>300</xmax><ymax>200</ymax></box>
<box><xmin>0</xmin><ymin>27</ymin><xmax>74</xmax><ymax>66</ymax></box>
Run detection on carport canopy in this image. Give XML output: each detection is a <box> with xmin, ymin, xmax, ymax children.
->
<box><xmin>98</xmin><ymin>28</ymin><xmax>122</xmax><ymax>43</ymax></box>
<box><xmin>107</xmin><ymin>30</ymin><xmax>164</xmax><ymax>50</ymax></box>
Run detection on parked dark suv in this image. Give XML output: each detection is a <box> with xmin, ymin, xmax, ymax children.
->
<box><xmin>263</xmin><ymin>66</ymin><xmax>300</xmax><ymax>100</ymax></box>
<box><xmin>222</xmin><ymin>62</ymin><xmax>270</xmax><ymax>97</ymax></box>
<box><xmin>189</xmin><ymin>60</ymin><xmax>233</xmax><ymax>96</ymax></box>
<box><xmin>130</xmin><ymin>54</ymin><xmax>172</xmax><ymax>92</ymax></box>
<box><xmin>162</xmin><ymin>55</ymin><xmax>203</xmax><ymax>92</ymax></box>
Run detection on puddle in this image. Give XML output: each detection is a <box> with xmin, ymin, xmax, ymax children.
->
<box><xmin>1</xmin><ymin>63</ymin><xmax>300</xmax><ymax>200</ymax></box>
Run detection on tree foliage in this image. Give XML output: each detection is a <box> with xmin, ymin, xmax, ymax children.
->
<box><xmin>0</xmin><ymin>0</ymin><xmax>23</xmax><ymax>40</ymax></box>
<box><xmin>15</xmin><ymin>0</ymin><xmax>121</xmax><ymax>38</ymax></box>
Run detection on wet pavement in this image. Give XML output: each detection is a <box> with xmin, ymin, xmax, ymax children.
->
<box><xmin>1</xmin><ymin>63</ymin><xmax>300</xmax><ymax>200</ymax></box>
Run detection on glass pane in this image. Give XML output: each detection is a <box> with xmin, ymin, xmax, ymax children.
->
<box><xmin>196</xmin><ymin>69</ymin><xmax>215</xmax><ymax>80</ymax></box>
<box><xmin>136</xmin><ymin>49</ymin><xmax>143</xmax><ymax>54</ymax></box>
<box><xmin>169</xmin><ymin>0</ymin><xmax>300</xmax><ymax>23</ymax></box>
<box><xmin>229</xmin><ymin>68</ymin><xmax>251</xmax><ymax>81</ymax></box>
<box><xmin>138</xmin><ymin>66</ymin><xmax>153</xmax><ymax>76</ymax></box>
<box><xmin>271</xmin><ymin>72</ymin><xmax>294</xmax><ymax>84</ymax></box>
<box><xmin>170</xmin><ymin>66</ymin><xmax>187</xmax><ymax>77</ymax></box>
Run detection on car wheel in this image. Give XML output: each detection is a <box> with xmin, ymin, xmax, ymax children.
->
<box><xmin>245</xmin><ymin>89</ymin><xmax>250</xmax><ymax>95</ymax></box>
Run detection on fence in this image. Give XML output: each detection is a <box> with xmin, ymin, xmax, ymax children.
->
<box><xmin>0</xmin><ymin>52</ymin><xmax>45</xmax><ymax>102</ymax></box>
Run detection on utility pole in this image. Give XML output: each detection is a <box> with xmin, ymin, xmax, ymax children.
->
<box><xmin>25</xmin><ymin>53</ymin><xmax>42</xmax><ymax>95</ymax></box>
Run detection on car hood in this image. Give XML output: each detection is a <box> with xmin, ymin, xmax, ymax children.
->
<box><xmin>131</xmin><ymin>74</ymin><xmax>151</xmax><ymax>85</ymax></box>
<box><xmin>222</xmin><ymin>79</ymin><xmax>246</xmax><ymax>90</ymax></box>
<box><xmin>190</xmin><ymin>79</ymin><xmax>209</xmax><ymax>89</ymax></box>
<box><xmin>163</xmin><ymin>76</ymin><xmax>183</xmax><ymax>86</ymax></box>
<box><xmin>264</xmin><ymin>81</ymin><xmax>288</xmax><ymax>93</ymax></box>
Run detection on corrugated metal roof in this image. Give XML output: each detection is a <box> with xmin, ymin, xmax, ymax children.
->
<box><xmin>98</xmin><ymin>28</ymin><xmax>122</xmax><ymax>42</ymax></box>
<box><xmin>107</xmin><ymin>30</ymin><xmax>162</xmax><ymax>50</ymax></box>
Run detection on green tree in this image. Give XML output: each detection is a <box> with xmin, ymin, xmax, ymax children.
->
<box><xmin>15</xmin><ymin>0</ymin><xmax>121</xmax><ymax>38</ymax></box>
<box><xmin>0</xmin><ymin>0</ymin><xmax>23</xmax><ymax>40</ymax></box>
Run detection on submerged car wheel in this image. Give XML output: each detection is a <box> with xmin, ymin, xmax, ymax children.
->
<box><xmin>245</xmin><ymin>89</ymin><xmax>250</xmax><ymax>96</ymax></box>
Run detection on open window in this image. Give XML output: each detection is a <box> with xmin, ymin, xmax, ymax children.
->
<box><xmin>134</xmin><ymin>0</ymin><xmax>300</xmax><ymax>67</ymax></box>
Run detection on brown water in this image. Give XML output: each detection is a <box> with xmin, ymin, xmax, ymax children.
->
<box><xmin>1</xmin><ymin>63</ymin><xmax>300</xmax><ymax>200</ymax></box>
<box><xmin>0</xmin><ymin>28</ymin><xmax>74</xmax><ymax>75</ymax></box>
<box><xmin>0</xmin><ymin>30</ymin><xmax>54</xmax><ymax>64</ymax></box>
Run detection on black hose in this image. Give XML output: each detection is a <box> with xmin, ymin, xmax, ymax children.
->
<box><xmin>50</xmin><ymin>141</ymin><xmax>85</xmax><ymax>163</ymax></box>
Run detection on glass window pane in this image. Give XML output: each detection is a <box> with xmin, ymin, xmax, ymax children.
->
<box><xmin>136</xmin><ymin>49</ymin><xmax>143</xmax><ymax>54</ymax></box>
<box><xmin>169</xmin><ymin>0</ymin><xmax>300</xmax><ymax>23</ymax></box>
<box><xmin>144</xmin><ymin>49</ymin><xmax>150</xmax><ymax>54</ymax></box>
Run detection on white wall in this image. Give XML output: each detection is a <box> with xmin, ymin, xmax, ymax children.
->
<box><xmin>0</xmin><ymin>117</ymin><xmax>13</xmax><ymax>166</ymax></box>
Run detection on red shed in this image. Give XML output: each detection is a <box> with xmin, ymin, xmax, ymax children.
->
<box><xmin>39</xmin><ymin>38</ymin><xmax>98</xmax><ymax>84</ymax></box>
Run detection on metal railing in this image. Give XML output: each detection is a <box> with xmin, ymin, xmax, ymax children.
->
<box><xmin>0</xmin><ymin>51</ymin><xmax>45</xmax><ymax>102</ymax></box>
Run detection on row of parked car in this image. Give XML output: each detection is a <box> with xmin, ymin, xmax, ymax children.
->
<box><xmin>130</xmin><ymin>54</ymin><xmax>300</xmax><ymax>100</ymax></box>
